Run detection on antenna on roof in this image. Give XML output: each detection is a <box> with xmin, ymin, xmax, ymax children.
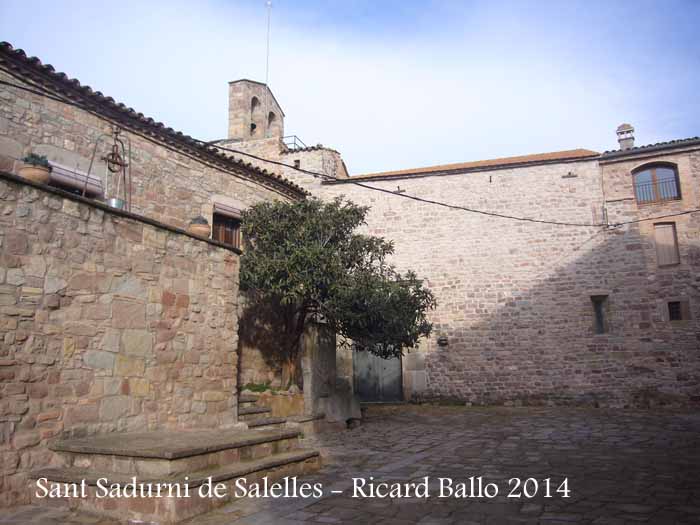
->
<box><xmin>264</xmin><ymin>0</ymin><xmax>272</xmax><ymax>137</ymax></box>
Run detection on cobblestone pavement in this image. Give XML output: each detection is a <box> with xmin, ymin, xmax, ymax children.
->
<box><xmin>2</xmin><ymin>405</ymin><xmax>700</xmax><ymax>524</ymax></box>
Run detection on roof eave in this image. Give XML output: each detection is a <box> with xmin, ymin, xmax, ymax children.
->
<box><xmin>328</xmin><ymin>153</ymin><xmax>600</xmax><ymax>184</ymax></box>
<box><xmin>0</xmin><ymin>42</ymin><xmax>303</xmax><ymax>198</ymax></box>
<box><xmin>599</xmin><ymin>138</ymin><xmax>700</xmax><ymax>162</ymax></box>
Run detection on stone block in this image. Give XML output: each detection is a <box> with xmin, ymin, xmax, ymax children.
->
<box><xmin>101</xmin><ymin>329</ymin><xmax>121</xmax><ymax>353</ymax></box>
<box><xmin>122</xmin><ymin>329</ymin><xmax>153</xmax><ymax>357</ymax></box>
<box><xmin>99</xmin><ymin>396</ymin><xmax>130</xmax><ymax>421</ymax></box>
<box><xmin>112</xmin><ymin>299</ymin><xmax>146</xmax><ymax>328</ymax></box>
<box><xmin>36</xmin><ymin>410</ymin><xmax>61</xmax><ymax>423</ymax></box>
<box><xmin>202</xmin><ymin>391</ymin><xmax>226</xmax><ymax>402</ymax></box>
<box><xmin>6</xmin><ymin>269</ymin><xmax>25</xmax><ymax>285</ymax></box>
<box><xmin>5</xmin><ymin>232</ymin><xmax>28</xmax><ymax>255</ymax></box>
<box><xmin>12</xmin><ymin>431</ymin><xmax>40</xmax><ymax>450</ymax></box>
<box><xmin>62</xmin><ymin>337</ymin><xmax>76</xmax><ymax>358</ymax></box>
<box><xmin>114</xmin><ymin>355</ymin><xmax>145</xmax><ymax>377</ymax></box>
<box><xmin>64</xmin><ymin>404</ymin><xmax>98</xmax><ymax>426</ymax></box>
<box><xmin>129</xmin><ymin>378</ymin><xmax>150</xmax><ymax>397</ymax></box>
<box><xmin>83</xmin><ymin>350</ymin><xmax>115</xmax><ymax>370</ymax></box>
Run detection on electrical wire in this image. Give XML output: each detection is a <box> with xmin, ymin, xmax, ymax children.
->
<box><xmin>2</xmin><ymin>78</ymin><xmax>699</xmax><ymax>229</ymax></box>
<box><xmin>197</xmin><ymin>140</ymin><xmax>607</xmax><ymax>227</ymax></box>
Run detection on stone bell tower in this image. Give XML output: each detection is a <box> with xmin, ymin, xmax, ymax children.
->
<box><xmin>227</xmin><ymin>79</ymin><xmax>284</xmax><ymax>141</ymax></box>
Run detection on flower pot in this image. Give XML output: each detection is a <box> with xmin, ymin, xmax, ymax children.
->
<box><xmin>188</xmin><ymin>222</ymin><xmax>211</xmax><ymax>238</ymax></box>
<box><xmin>18</xmin><ymin>164</ymin><xmax>51</xmax><ymax>184</ymax></box>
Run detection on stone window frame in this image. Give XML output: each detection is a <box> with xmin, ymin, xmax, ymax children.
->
<box><xmin>665</xmin><ymin>298</ymin><xmax>692</xmax><ymax>323</ymax></box>
<box><xmin>590</xmin><ymin>295</ymin><xmax>609</xmax><ymax>335</ymax></box>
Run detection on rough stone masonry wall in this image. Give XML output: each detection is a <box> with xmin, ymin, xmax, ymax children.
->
<box><xmin>0</xmin><ymin>175</ymin><xmax>240</xmax><ymax>506</ymax></box>
<box><xmin>302</xmin><ymin>156</ymin><xmax>700</xmax><ymax>407</ymax></box>
<box><xmin>0</xmin><ymin>69</ymin><xmax>293</xmax><ymax>234</ymax></box>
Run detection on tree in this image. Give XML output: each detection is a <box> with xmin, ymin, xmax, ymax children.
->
<box><xmin>239</xmin><ymin>197</ymin><xmax>436</xmax><ymax>385</ymax></box>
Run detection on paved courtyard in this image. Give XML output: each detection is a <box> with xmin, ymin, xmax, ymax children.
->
<box><xmin>2</xmin><ymin>405</ymin><xmax>700</xmax><ymax>524</ymax></box>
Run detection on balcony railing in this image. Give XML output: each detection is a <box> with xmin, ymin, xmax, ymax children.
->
<box><xmin>282</xmin><ymin>135</ymin><xmax>307</xmax><ymax>150</ymax></box>
<box><xmin>634</xmin><ymin>179</ymin><xmax>681</xmax><ymax>204</ymax></box>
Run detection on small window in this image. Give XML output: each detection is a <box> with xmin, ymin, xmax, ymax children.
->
<box><xmin>250</xmin><ymin>97</ymin><xmax>261</xmax><ymax>136</ymax></box>
<box><xmin>591</xmin><ymin>295</ymin><xmax>608</xmax><ymax>334</ymax></box>
<box><xmin>654</xmin><ymin>223</ymin><xmax>680</xmax><ymax>266</ymax></box>
<box><xmin>668</xmin><ymin>300</ymin><xmax>690</xmax><ymax>322</ymax></box>
<box><xmin>212</xmin><ymin>213</ymin><xmax>241</xmax><ymax>249</ymax></box>
<box><xmin>268</xmin><ymin>111</ymin><xmax>276</xmax><ymax>128</ymax></box>
<box><xmin>632</xmin><ymin>163</ymin><xmax>681</xmax><ymax>204</ymax></box>
<box><xmin>293</xmin><ymin>159</ymin><xmax>300</xmax><ymax>169</ymax></box>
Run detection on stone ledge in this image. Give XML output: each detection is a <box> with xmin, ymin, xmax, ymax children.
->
<box><xmin>238</xmin><ymin>406</ymin><xmax>272</xmax><ymax>416</ymax></box>
<box><xmin>0</xmin><ymin>170</ymin><xmax>241</xmax><ymax>254</ymax></box>
<box><xmin>246</xmin><ymin>417</ymin><xmax>287</xmax><ymax>428</ymax></box>
<box><xmin>287</xmin><ymin>414</ymin><xmax>325</xmax><ymax>424</ymax></box>
<box><xmin>31</xmin><ymin>449</ymin><xmax>321</xmax><ymax>488</ymax></box>
<box><xmin>49</xmin><ymin>429</ymin><xmax>301</xmax><ymax>460</ymax></box>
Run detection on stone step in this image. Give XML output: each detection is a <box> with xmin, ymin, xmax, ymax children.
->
<box><xmin>50</xmin><ymin>428</ymin><xmax>301</xmax><ymax>477</ymax></box>
<box><xmin>286</xmin><ymin>413</ymin><xmax>344</xmax><ymax>436</ymax></box>
<box><xmin>237</xmin><ymin>406</ymin><xmax>272</xmax><ymax>421</ymax></box>
<box><xmin>31</xmin><ymin>449</ymin><xmax>321</xmax><ymax>524</ymax></box>
<box><xmin>246</xmin><ymin>416</ymin><xmax>287</xmax><ymax>429</ymax></box>
<box><xmin>238</xmin><ymin>394</ymin><xmax>259</xmax><ymax>405</ymax></box>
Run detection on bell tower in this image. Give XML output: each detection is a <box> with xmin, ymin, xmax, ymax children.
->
<box><xmin>227</xmin><ymin>79</ymin><xmax>284</xmax><ymax>141</ymax></box>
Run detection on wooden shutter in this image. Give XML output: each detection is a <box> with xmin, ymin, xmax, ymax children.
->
<box><xmin>212</xmin><ymin>213</ymin><xmax>241</xmax><ymax>249</ymax></box>
<box><xmin>654</xmin><ymin>223</ymin><xmax>680</xmax><ymax>266</ymax></box>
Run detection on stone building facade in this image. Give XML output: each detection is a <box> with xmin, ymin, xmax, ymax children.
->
<box><xmin>0</xmin><ymin>43</ymin><xmax>305</xmax><ymax>507</ymax></box>
<box><xmin>222</xmin><ymin>81</ymin><xmax>700</xmax><ymax>407</ymax></box>
<box><xmin>0</xmin><ymin>39</ymin><xmax>699</xmax><ymax>508</ymax></box>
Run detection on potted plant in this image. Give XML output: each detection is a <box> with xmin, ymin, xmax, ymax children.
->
<box><xmin>187</xmin><ymin>215</ymin><xmax>211</xmax><ymax>238</ymax></box>
<box><xmin>18</xmin><ymin>153</ymin><xmax>52</xmax><ymax>184</ymax></box>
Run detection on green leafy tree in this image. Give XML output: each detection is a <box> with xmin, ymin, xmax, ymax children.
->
<box><xmin>240</xmin><ymin>197</ymin><xmax>436</xmax><ymax>385</ymax></box>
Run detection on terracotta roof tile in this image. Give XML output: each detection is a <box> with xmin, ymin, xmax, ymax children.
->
<box><xmin>348</xmin><ymin>149</ymin><xmax>600</xmax><ymax>181</ymax></box>
<box><xmin>600</xmin><ymin>137</ymin><xmax>700</xmax><ymax>158</ymax></box>
<box><xmin>0</xmin><ymin>42</ymin><xmax>307</xmax><ymax>199</ymax></box>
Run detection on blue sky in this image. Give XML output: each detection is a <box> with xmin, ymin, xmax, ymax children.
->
<box><xmin>1</xmin><ymin>0</ymin><xmax>698</xmax><ymax>174</ymax></box>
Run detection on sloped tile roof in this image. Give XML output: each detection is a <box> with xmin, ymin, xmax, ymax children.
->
<box><xmin>0</xmin><ymin>42</ymin><xmax>307</xmax><ymax>199</ymax></box>
<box><xmin>345</xmin><ymin>148</ymin><xmax>600</xmax><ymax>181</ymax></box>
<box><xmin>600</xmin><ymin>137</ymin><xmax>700</xmax><ymax>159</ymax></box>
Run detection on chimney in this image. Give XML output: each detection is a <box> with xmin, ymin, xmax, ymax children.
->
<box><xmin>616</xmin><ymin>123</ymin><xmax>635</xmax><ymax>150</ymax></box>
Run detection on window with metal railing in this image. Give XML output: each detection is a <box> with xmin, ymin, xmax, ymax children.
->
<box><xmin>632</xmin><ymin>163</ymin><xmax>681</xmax><ymax>204</ymax></box>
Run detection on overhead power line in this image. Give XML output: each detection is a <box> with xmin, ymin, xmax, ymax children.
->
<box><xmin>1</xmin><ymin>78</ymin><xmax>698</xmax><ymax>229</ymax></box>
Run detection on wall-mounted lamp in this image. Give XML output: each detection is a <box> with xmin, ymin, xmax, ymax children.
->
<box><xmin>437</xmin><ymin>336</ymin><xmax>449</xmax><ymax>347</ymax></box>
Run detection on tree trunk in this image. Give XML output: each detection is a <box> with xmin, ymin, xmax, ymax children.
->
<box><xmin>281</xmin><ymin>354</ymin><xmax>299</xmax><ymax>390</ymax></box>
<box><xmin>281</xmin><ymin>305</ymin><xmax>306</xmax><ymax>389</ymax></box>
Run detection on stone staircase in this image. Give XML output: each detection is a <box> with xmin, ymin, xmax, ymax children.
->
<box><xmin>30</xmin><ymin>425</ymin><xmax>321</xmax><ymax>524</ymax></box>
<box><xmin>237</xmin><ymin>393</ymin><xmax>332</xmax><ymax>434</ymax></box>
<box><xmin>237</xmin><ymin>394</ymin><xmax>287</xmax><ymax>429</ymax></box>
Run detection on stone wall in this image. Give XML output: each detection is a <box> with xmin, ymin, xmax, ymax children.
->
<box><xmin>0</xmin><ymin>174</ymin><xmax>240</xmax><ymax>506</ymax></box>
<box><xmin>231</xmin><ymin>135</ymin><xmax>700</xmax><ymax>406</ymax></box>
<box><xmin>216</xmin><ymin>137</ymin><xmax>349</xmax><ymax>188</ymax></box>
<box><xmin>321</xmin><ymin>152</ymin><xmax>700</xmax><ymax>405</ymax></box>
<box><xmin>0</xmin><ymin>69</ymin><xmax>296</xmax><ymax>235</ymax></box>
